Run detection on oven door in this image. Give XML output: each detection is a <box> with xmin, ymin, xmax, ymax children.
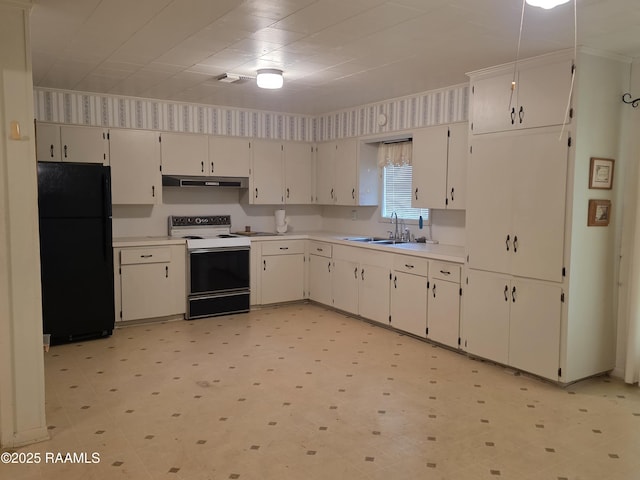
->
<box><xmin>188</xmin><ymin>246</ymin><xmax>250</xmax><ymax>295</ymax></box>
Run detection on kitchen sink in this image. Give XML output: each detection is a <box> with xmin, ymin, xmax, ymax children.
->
<box><xmin>342</xmin><ymin>236</ymin><xmax>407</xmax><ymax>245</ymax></box>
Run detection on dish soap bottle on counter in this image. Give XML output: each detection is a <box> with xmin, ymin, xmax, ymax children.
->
<box><xmin>275</xmin><ymin>209</ymin><xmax>289</xmax><ymax>234</ymax></box>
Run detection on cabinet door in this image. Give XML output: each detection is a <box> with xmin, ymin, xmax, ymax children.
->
<box><xmin>209</xmin><ymin>136</ymin><xmax>251</xmax><ymax>177</ymax></box>
<box><xmin>510</xmin><ymin>129</ymin><xmax>568</xmax><ymax>282</ymax></box>
<box><xmin>445</xmin><ymin>122</ymin><xmax>468</xmax><ymax>209</ymax></box>
<box><xmin>252</xmin><ymin>140</ymin><xmax>284</xmax><ymax>204</ymax></box>
<box><xmin>509</xmin><ymin>279</ymin><xmax>562</xmax><ymax>381</ymax></box>
<box><xmin>61</xmin><ymin>125</ymin><xmax>108</xmax><ymax>164</ymax></box>
<box><xmin>470</xmin><ymin>71</ymin><xmax>515</xmax><ymax>134</ymax></box>
<box><xmin>390</xmin><ymin>271</ymin><xmax>427</xmax><ymax>338</ymax></box>
<box><xmin>516</xmin><ymin>58</ymin><xmax>573</xmax><ymax>130</ymax></box>
<box><xmin>427</xmin><ymin>279</ymin><xmax>460</xmax><ymax>349</ymax></box>
<box><xmin>261</xmin><ymin>254</ymin><xmax>305</xmax><ymax>304</ymax></box>
<box><xmin>332</xmin><ymin>258</ymin><xmax>359</xmax><ymax>315</ymax></box>
<box><xmin>466</xmin><ymin>134</ymin><xmax>512</xmax><ymax>273</ymax></box>
<box><xmin>109</xmin><ymin>129</ymin><xmax>161</xmax><ymax>205</ymax></box>
<box><xmin>463</xmin><ymin>270</ymin><xmax>510</xmax><ymax>364</ymax></box>
<box><xmin>309</xmin><ymin>255</ymin><xmax>332</xmax><ymax>305</ymax></box>
<box><xmin>315</xmin><ymin>142</ymin><xmax>335</xmax><ymax>204</ymax></box>
<box><xmin>411</xmin><ymin>125</ymin><xmax>448</xmax><ymax>209</ymax></box>
<box><xmin>36</xmin><ymin>123</ymin><xmax>61</xmax><ymax>162</ymax></box>
<box><xmin>359</xmin><ymin>263</ymin><xmax>390</xmax><ymax>325</ymax></box>
<box><xmin>121</xmin><ymin>263</ymin><xmax>174</xmax><ymax>321</ymax></box>
<box><xmin>284</xmin><ymin>142</ymin><xmax>313</xmax><ymax>204</ymax></box>
<box><xmin>334</xmin><ymin>138</ymin><xmax>357</xmax><ymax>205</ymax></box>
<box><xmin>161</xmin><ymin>132</ymin><xmax>208</xmax><ymax>176</ymax></box>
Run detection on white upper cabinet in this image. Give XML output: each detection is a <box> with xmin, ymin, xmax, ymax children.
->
<box><xmin>160</xmin><ymin>132</ymin><xmax>208</xmax><ymax>176</ymax></box>
<box><xmin>209</xmin><ymin>136</ymin><xmax>251</xmax><ymax>177</ymax></box>
<box><xmin>466</xmin><ymin>127</ymin><xmax>568</xmax><ymax>282</ymax></box>
<box><xmin>315</xmin><ymin>138</ymin><xmax>378</xmax><ymax>206</ymax></box>
<box><xmin>109</xmin><ymin>129</ymin><xmax>162</xmax><ymax>205</ymax></box>
<box><xmin>284</xmin><ymin>142</ymin><xmax>314</xmax><ymax>204</ymax></box>
<box><xmin>412</xmin><ymin>123</ymin><xmax>468</xmax><ymax>210</ymax></box>
<box><xmin>251</xmin><ymin>139</ymin><xmax>284</xmax><ymax>205</ymax></box>
<box><xmin>470</xmin><ymin>54</ymin><xmax>574</xmax><ymax>134</ymax></box>
<box><xmin>36</xmin><ymin>122</ymin><xmax>108</xmax><ymax>164</ymax></box>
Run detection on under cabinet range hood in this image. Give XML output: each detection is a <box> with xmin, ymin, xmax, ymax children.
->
<box><xmin>162</xmin><ymin>175</ymin><xmax>248</xmax><ymax>188</ymax></box>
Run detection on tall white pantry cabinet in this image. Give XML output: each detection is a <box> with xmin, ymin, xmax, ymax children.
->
<box><xmin>464</xmin><ymin>50</ymin><xmax>626</xmax><ymax>383</ymax></box>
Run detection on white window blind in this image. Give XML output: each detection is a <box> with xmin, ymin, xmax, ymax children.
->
<box><xmin>379</xmin><ymin>140</ymin><xmax>429</xmax><ymax>222</ymax></box>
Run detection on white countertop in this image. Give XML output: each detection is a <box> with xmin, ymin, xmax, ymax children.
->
<box><xmin>113</xmin><ymin>231</ymin><xmax>465</xmax><ymax>263</ymax></box>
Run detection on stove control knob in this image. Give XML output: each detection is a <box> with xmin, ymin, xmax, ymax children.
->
<box><xmin>195</xmin><ymin>218</ymin><xmax>202</xmax><ymax>224</ymax></box>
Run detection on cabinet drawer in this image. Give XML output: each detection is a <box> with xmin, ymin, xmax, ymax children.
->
<box><xmin>309</xmin><ymin>241</ymin><xmax>332</xmax><ymax>258</ymax></box>
<box><xmin>430</xmin><ymin>261</ymin><xmax>461</xmax><ymax>283</ymax></box>
<box><xmin>393</xmin><ymin>255</ymin><xmax>429</xmax><ymax>276</ymax></box>
<box><xmin>120</xmin><ymin>247</ymin><xmax>171</xmax><ymax>265</ymax></box>
<box><xmin>261</xmin><ymin>240</ymin><xmax>305</xmax><ymax>256</ymax></box>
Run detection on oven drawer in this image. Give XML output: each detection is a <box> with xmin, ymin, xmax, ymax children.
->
<box><xmin>120</xmin><ymin>247</ymin><xmax>171</xmax><ymax>265</ymax></box>
<box><xmin>188</xmin><ymin>291</ymin><xmax>249</xmax><ymax>319</ymax></box>
<box><xmin>261</xmin><ymin>240</ymin><xmax>305</xmax><ymax>256</ymax></box>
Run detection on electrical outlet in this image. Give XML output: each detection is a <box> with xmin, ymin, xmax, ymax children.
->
<box><xmin>351</xmin><ymin>210</ymin><xmax>357</xmax><ymax>220</ymax></box>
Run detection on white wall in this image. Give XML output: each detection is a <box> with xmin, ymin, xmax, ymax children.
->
<box><xmin>0</xmin><ymin>0</ymin><xmax>49</xmax><ymax>448</ymax></box>
<box><xmin>113</xmin><ymin>187</ymin><xmax>323</xmax><ymax>237</ymax></box>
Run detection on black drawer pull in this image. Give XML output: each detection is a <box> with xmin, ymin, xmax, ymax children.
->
<box><xmin>279</xmin><ymin>247</ymin><xmax>289</xmax><ymax>250</ymax></box>
<box><xmin>140</xmin><ymin>254</ymin><xmax>153</xmax><ymax>258</ymax></box>
<box><xmin>439</xmin><ymin>270</ymin><xmax>451</xmax><ymax>275</ymax></box>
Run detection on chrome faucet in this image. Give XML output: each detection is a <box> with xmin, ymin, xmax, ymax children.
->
<box><xmin>391</xmin><ymin>211</ymin><xmax>399</xmax><ymax>240</ymax></box>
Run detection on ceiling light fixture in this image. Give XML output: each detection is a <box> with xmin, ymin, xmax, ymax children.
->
<box><xmin>256</xmin><ymin>69</ymin><xmax>283</xmax><ymax>89</ymax></box>
<box><xmin>525</xmin><ymin>0</ymin><xmax>570</xmax><ymax>9</ymax></box>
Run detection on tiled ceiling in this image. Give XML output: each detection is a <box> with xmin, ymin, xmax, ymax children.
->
<box><xmin>30</xmin><ymin>0</ymin><xmax>640</xmax><ymax>114</ymax></box>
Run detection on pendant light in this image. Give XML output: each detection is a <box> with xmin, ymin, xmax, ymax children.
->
<box><xmin>525</xmin><ymin>0</ymin><xmax>570</xmax><ymax>9</ymax></box>
<box><xmin>256</xmin><ymin>69</ymin><xmax>283</xmax><ymax>89</ymax></box>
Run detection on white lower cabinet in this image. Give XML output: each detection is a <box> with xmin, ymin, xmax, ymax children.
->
<box><xmin>427</xmin><ymin>262</ymin><xmax>461</xmax><ymax>349</ymax></box>
<box><xmin>358</xmin><ymin>262</ymin><xmax>391</xmax><ymax>325</ymax></box>
<box><xmin>331</xmin><ymin>257</ymin><xmax>359</xmax><ymax>314</ymax></box>
<box><xmin>308</xmin><ymin>242</ymin><xmax>333</xmax><ymax>305</ymax></box>
<box><xmin>260</xmin><ymin>240</ymin><xmax>305</xmax><ymax>304</ymax></box>
<box><xmin>115</xmin><ymin>244</ymin><xmax>186</xmax><ymax>322</ymax></box>
<box><xmin>390</xmin><ymin>270</ymin><xmax>427</xmax><ymax>338</ymax></box>
<box><xmin>464</xmin><ymin>269</ymin><xmax>562</xmax><ymax>380</ymax></box>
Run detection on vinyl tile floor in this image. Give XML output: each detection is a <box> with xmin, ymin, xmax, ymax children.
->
<box><xmin>3</xmin><ymin>303</ymin><xmax>640</xmax><ymax>480</ymax></box>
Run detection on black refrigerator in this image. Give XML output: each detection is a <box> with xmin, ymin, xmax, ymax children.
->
<box><xmin>37</xmin><ymin>161</ymin><xmax>115</xmax><ymax>344</ymax></box>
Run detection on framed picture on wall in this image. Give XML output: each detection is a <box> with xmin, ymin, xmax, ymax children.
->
<box><xmin>587</xmin><ymin>199</ymin><xmax>611</xmax><ymax>226</ymax></box>
<box><xmin>589</xmin><ymin>157</ymin><xmax>615</xmax><ymax>190</ymax></box>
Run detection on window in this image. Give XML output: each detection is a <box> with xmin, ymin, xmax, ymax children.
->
<box><xmin>379</xmin><ymin>141</ymin><xmax>429</xmax><ymax>223</ymax></box>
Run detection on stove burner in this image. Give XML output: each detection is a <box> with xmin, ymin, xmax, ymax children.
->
<box><xmin>217</xmin><ymin>234</ymin><xmax>235</xmax><ymax>238</ymax></box>
<box><xmin>184</xmin><ymin>235</ymin><xmax>203</xmax><ymax>239</ymax></box>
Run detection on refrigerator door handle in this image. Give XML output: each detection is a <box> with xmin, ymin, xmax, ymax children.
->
<box><xmin>103</xmin><ymin>170</ymin><xmax>112</xmax><ymax>261</ymax></box>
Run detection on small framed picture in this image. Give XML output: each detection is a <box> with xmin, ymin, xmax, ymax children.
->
<box><xmin>588</xmin><ymin>199</ymin><xmax>611</xmax><ymax>226</ymax></box>
<box><xmin>589</xmin><ymin>157</ymin><xmax>614</xmax><ymax>190</ymax></box>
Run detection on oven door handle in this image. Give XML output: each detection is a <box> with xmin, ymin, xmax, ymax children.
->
<box><xmin>189</xmin><ymin>247</ymin><xmax>250</xmax><ymax>254</ymax></box>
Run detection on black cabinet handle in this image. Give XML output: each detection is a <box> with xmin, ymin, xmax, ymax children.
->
<box><xmin>152</xmin><ymin>185</ymin><xmax>155</xmax><ymax>197</ymax></box>
<box><xmin>432</xmin><ymin>283</ymin><xmax>436</xmax><ymax>298</ymax></box>
<box><xmin>510</xmin><ymin>107</ymin><xmax>516</xmax><ymax>125</ymax></box>
<box><xmin>328</xmin><ymin>261</ymin><xmax>331</xmax><ymax>273</ymax></box>
<box><xmin>255</xmin><ymin>188</ymin><xmax>258</xmax><ymax>199</ymax></box>
<box><xmin>64</xmin><ymin>144</ymin><xmax>68</xmax><ymax>158</ymax></box>
<box><xmin>140</xmin><ymin>254</ymin><xmax>153</xmax><ymax>258</ymax></box>
<box><xmin>505</xmin><ymin>234</ymin><xmax>510</xmax><ymax>251</ymax></box>
<box><xmin>504</xmin><ymin>285</ymin><xmax>509</xmax><ymax>302</ymax></box>
<box><xmin>439</xmin><ymin>270</ymin><xmax>450</xmax><ymax>275</ymax></box>
<box><xmin>451</xmin><ymin>187</ymin><xmax>455</xmax><ymax>201</ymax></box>
<box><xmin>354</xmin><ymin>266</ymin><xmax>358</xmax><ymax>279</ymax></box>
<box><xmin>513</xmin><ymin>235</ymin><xmax>518</xmax><ymax>253</ymax></box>
<box><xmin>49</xmin><ymin>144</ymin><xmax>54</xmax><ymax>158</ymax></box>
<box><xmin>512</xmin><ymin>286</ymin><xmax>517</xmax><ymax>302</ymax></box>
<box><xmin>394</xmin><ymin>276</ymin><xmax>397</xmax><ymax>289</ymax></box>
<box><xmin>211</xmin><ymin>162</ymin><xmax>214</xmax><ymax>172</ymax></box>
<box><xmin>518</xmin><ymin>106</ymin><xmax>524</xmax><ymax>123</ymax></box>
<box><xmin>330</xmin><ymin>188</ymin><xmax>334</xmax><ymax>200</ymax></box>
<box><xmin>165</xmin><ymin>265</ymin><xmax>168</xmax><ymax>278</ymax></box>
<box><xmin>287</xmin><ymin>188</ymin><xmax>290</xmax><ymax>199</ymax></box>
<box><xmin>317</xmin><ymin>248</ymin><xmax>323</xmax><ymax>252</ymax></box>
<box><xmin>415</xmin><ymin>188</ymin><xmax>418</xmax><ymax>200</ymax></box>
<box><xmin>361</xmin><ymin>268</ymin><xmax>364</xmax><ymax>281</ymax></box>
<box><xmin>263</xmin><ymin>259</ymin><xmax>266</xmax><ymax>271</ymax></box>
<box><xmin>279</xmin><ymin>247</ymin><xmax>289</xmax><ymax>250</ymax></box>
<box><xmin>201</xmin><ymin>161</ymin><xmax>204</xmax><ymax>173</ymax></box>
<box><xmin>352</xmin><ymin>188</ymin><xmax>355</xmax><ymax>199</ymax></box>
<box><xmin>405</xmin><ymin>264</ymin><xmax>414</xmax><ymax>269</ymax></box>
